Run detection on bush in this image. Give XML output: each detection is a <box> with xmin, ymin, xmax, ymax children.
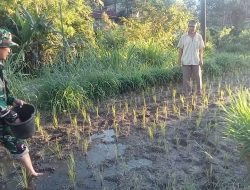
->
<box><xmin>203</xmin><ymin>52</ymin><xmax>249</xmax><ymax>76</ymax></box>
<box><xmin>222</xmin><ymin>89</ymin><xmax>250</xmax><ymax>156</ymax></box>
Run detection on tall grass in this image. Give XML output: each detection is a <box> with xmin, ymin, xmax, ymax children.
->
<box><xmin>4</xmin><ymin>40</ymin><xmax>250</xmax><ymax>112</ymax></box>
<box><xmin>223</xmin><ymin>89</ymin><xmax>250</xmax><ymax>155</ymax></box>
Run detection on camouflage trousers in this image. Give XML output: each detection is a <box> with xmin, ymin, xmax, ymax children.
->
<box><xmin>0</xmin><ymin>122</ymin><xmax>29</xmax><ymax>159</ymax></box>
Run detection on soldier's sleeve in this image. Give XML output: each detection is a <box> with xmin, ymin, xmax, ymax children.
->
<box><xmin>7</xmin><ymin>96</ymin><xmax>15</xmax><ymax>105</ymax></box>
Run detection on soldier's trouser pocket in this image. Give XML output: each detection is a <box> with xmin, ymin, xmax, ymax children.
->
<box><xmin>0</xmin><ymin>125</ymin><xmax>29</xmax><ymax>159</ymax></box>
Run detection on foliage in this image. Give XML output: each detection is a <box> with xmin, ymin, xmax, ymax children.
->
<box><xmin>217</xmin><ymin>29</ymin><xmax>250</xmax><ymax>53</ymax></box>
<box><xmin>122</xmin><ymin>4</ymin><xmax>192</xmax><ymax>48</ymax></box>
<box><xmin>207</xmin><ymin>0</ymin><xmax>250</xmax><ymax>31</ymax></box>
<box><xmin>203</xmin><ymin>52</ymin><xmax>249</xmax><ymax>76</ymax></box>
<box><xmin>223</xmin><ymin>89</ymin><xmax>250</xmax><ymax>156</ymax></box>
<box><xmin>0</xmin><ymin>0</ymin><xmax>96</xmax><ymax>71</ymax></box>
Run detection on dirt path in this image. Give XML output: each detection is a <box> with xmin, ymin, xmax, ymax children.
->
<box><xmin>1</xmin><ymin>70</ymin><xmax>250</xmax><ymax>190</ymax></box>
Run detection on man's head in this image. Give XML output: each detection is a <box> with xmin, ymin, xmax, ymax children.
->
<box><xmin>0</xmin><ymin>29</ymin><xmax>18</xmax><ymax>61</ymax></box>
<box><xmin>188</xmin><ymin>20</ymin><xmax>197</xmax><ymax>34</ymax></box>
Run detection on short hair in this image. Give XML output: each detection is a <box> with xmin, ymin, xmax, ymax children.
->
<box><xmin>188</xmin><ymin>20</ymin><xmax>197</xmax><ymax>27</ymax></box>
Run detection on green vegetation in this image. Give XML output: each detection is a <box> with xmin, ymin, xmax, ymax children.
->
<box><xmin>0</xmin><ymin>0</ymin><xmax>249</xmax><ymax>113</ymax></box>
<box><xmin>223</xmin><ymin>89</ymin><xmax>250</xmax><ymax>156</ymax></box>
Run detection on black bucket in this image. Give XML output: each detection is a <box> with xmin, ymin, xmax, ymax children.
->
<box><xmin>5</xmin><ymin>104</ymin><xmax>36</xmax><ymax>139</ymax></box>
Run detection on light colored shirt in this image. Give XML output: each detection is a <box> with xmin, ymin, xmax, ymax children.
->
<box><xmin>177</xmin><ymin>32</ymin><xmax>205</xmax><ymax>65</ymax></box>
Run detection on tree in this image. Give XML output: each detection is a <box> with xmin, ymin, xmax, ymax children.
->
<box><xmin>0</xmin><ymin>0</ymin><xmax>96</xmax><ymax>70</ymax></box>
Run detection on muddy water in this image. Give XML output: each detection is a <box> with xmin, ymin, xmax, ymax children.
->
<box><xmin>1</xmin><ymin>129</ymin><xmax>153</xmax><ymax>190</ymax></box>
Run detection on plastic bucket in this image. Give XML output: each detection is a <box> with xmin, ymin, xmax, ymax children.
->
<box><xmin>6</xmin><ymin>104</ymin><xmax>36</xmax><ymax>139</ymax></box>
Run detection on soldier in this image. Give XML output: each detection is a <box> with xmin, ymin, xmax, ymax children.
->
<box><xmin>0</xmin><ymin>28</ymin><xmax>42</xmax><ymax>177</ymax></box>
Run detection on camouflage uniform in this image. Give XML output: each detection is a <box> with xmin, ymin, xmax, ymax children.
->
<box><xmin>0</xmin><ymin>29</ymin><xmax>29</xmax><ymax>159</ymax></box>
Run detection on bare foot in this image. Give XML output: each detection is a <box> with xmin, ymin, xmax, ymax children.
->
<box><xmin>31</xmin><ymin>172</ymin><xmax>43</xmax><ymax>177</ymax></box>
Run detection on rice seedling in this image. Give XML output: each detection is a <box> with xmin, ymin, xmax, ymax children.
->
<box><xmin>163</xmin><ymin>102</ymin><xmax>168</xmax><ymax>118</ymax></box>
<box><xmin>186</xmin><ymin>102</ymin><xmax>190</xmax><ymax>116</ymax></box>
<box><xmin>87</xmin><ymin>114</ymin><xmax>92</xmax><ymax>127</ymax></box>
<box><xmin>49</xmin><ymin>139</ymin><xmax>63</xmax><ymax>159</ymax></box>
<box><xmin>151</xmin><ymin>87</ymin><xmax>156</xmax><ymax>95</ymax></box>
<box><xmin>112</xmin><ymin>104</ymin><xmax>116</xmax><ymax>118</ymax></box>
<box><xmin>172</xmin><ymin>89</ymin><xmax>177</xmax><ymax>104</ymax></box>
<box><xmin>148</xmin><ymin>126</ymin><xmax>154</xmax><ymax>141</ymax></box>
<box><xmin>81</xmin><ymin>108</ymin><xmax>87</xmax><ymax>122</ymax></box>
<box><xmin>142</xmin><ymin>106</ymin><xmax>147</xmax><ymax>128</ymax></box>
<box><xmin>187</xmin><ymin>143</ymin><xmax>192</xmax><ymax>156</ymax></box>
<box><xmin>119</xmin><ymin>101</ymin><xmax>122</xmax><ymax>109</ymax></box>
<box><xmin>133</xmin><ymin>109</ymin><xmax>137</xmax><ymax>124</ymax></box>
<box><xmin>114</xmin><ymin>144</ymin><xmax>119</xmax><ymax>161</ymax></box>
<box><xmin>155</xmin><ymin>107</ymin><xmax>159</xmax><ymax>123</ymax></box>
<box><xmin>133</xmin><ymin>97</ymin><xmax>137</xmax><ymax>108</ymax></box>
<box><xmin>143</xmin><ymin>96</ymin><xmax>147</xmax><ymax>107</ymax></box>
<box><xmin>0</xmin><ymin>167</ymin><xmax>6</xmax><ymax>183</ymax></box>
<box><xmin>191</xmin><ymin>95</ymin><xmax>197</xmax><ymax>109</ymax></box>
<box><xmin>167</xmin><ymin>172</ymin><xmax>177</xmax><ymax>189</ymax></box>
<box><xmin>202</xmin><ymin>82</ymin><xmax>207</xmax><ymax>95</ymax></box>
<box><xmin>35</xmin><ymin>111</ymin><xmax>47</xmax><ymax>139</ymax></box>
<box><xmin>75</xmin><ymin>130</ymin><xmax>81</xmax><ymax>147</ymax></box>
<box><xmin>223</xmin><ymin>153</ymin><xmax>229</xmax><ymax>168</ymax></box>
<box><xmin>180</xmin><ymin>95</ymin><xmax>185</xmax><ymax>108</ymax></box>
<box><xmin>159</xmin><ymin>122</ymin><xmax>166</xmax><ymax>136</ymax></box>
<box><xmin>67</xmin><ymin>152</ymin><xmax>77</xmax><ymax>188</ymax></box>
<box><xmin>67</xmin><ymin>128</ymin><xmax>72</xmax><ymax>142</ymax></box>
<box><xmin>195</xmin><ymin>109</ymin><xmax>204</xmax><ymax>128</ymax></box>
<box><xmin>203</xmin><ymin>94</ymin><xmax>209</xmax><ymax>108</ymax></box>
<box><xmin>124</xmin><ymin>101</ymin><xmax>129</xmax><ymax>113</ymax></box>
<box><xmin>52</xmin><ymin>113</ymin><xmax>59</xmax><ymax>129</ymax></box>
<box><xmin>173</xmin><ymin>104</ymin><xmax>181</xmax><ymax>118</ymax></box>
<box><xmin>163</xmin><ymin>139</ymin><xmax>169</xmax><ymax>154</ymax></box>
<box><xmin>122</xmin><ymin>111</ymin><xmax>125</xmax><ymax>121</ymax></box>
<box><xmin>76</xmin><ymin>100</ymin><xmax>81</xmax><ymax>112</ymax></box>
<box><xmin>206</xmin><ymin>164</ymin><xmax>213</xmax><ymax>179</ymax></box>
<box><xmin>17</xmin><ymin>166</ymin><xmax>29</xmax><ymax>189</ymax></box>
<box><xmin>114</xmin><ymin>122</ymin><xmax>120</xmax><ymax>137</ymax></box>
<box><xmin>152</xmin><ymin>95</ymin><xmax>157</xmax><ymax>104</ymax></box>
<box><xmin>217</xmin><ymin>82</ymin><xmax>222</xmax><ymax>97</ymax></box>
<box><xmin>219</xmin><ymin>89</ymin><xmax>225</xmax><ymax>102</ymax></box>
<box><xmin>71</xmin><ymin>116</ymin><xmax>78</xmax><ymax>129</ymax></box>
<box><xmin>187</xmin><ymin>104</ymin><xmax>193</xmax><ymax>118</ymax></box>
<box><xmin>175</xmin><ymin>133</ymin><xmax>180</xmax><ymax>147</ymax></box>
<box><xmin>131</xmin><ymin>174</ymin><xmax>142</xmax><ymax>190</ymax></box>
<box><xmin>225</xmin><ymin>84</ymin><xmax>233</xmax><ymax>98</ymax></box>
<box><xmin>152</xmin><ymin>120</ymin><xmax>157</xmax><ymax>131</ymax></box>
<box><xmin>35</xmin><ymin>111</ymin><xmax>42</xmax><ymax>132</ymax></box>
<box><xmin>82</xmin><ymin>138</ymin><xmax>89</xmax><ymax>155</ymax></box>
<box><xmin>95</xmin><ymin>106</ymin><xmax>99</xmax><ymax>118</ymax></box>
<box><xmin>106</xmin><ymin>103</ymin><xmax>110</xmax><ymax>114</ymax></box>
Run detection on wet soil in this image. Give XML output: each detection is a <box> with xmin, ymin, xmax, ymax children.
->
<box><xmin>1</xmin><ymin>70</ymin><xmax>250</xmax><ymax>190</ymax></box>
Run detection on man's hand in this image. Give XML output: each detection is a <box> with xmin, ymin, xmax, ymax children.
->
<box><xmin>199</xmin><ymin>60</ymin><xmax>204</xmax><ymax>66</ymax></box>
<box><xmin>13</xmin><ymin>99</ymin><xmax>25</xmax><ymax>107</ymax></box>
<box><xmin>179</xmin><ymin>48</ymin><xmax>183</xmax><ymax>65</ymax></box>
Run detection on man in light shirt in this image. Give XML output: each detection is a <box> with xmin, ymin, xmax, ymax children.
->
<box><xmin>177</xmin><ymin>20</ymin><xmax>205</xmax><ymax>95</ymax></box>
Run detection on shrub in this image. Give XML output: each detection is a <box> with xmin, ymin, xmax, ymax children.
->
<box><xmin>223</xmin><ymin>89</ymin><xmax>250</xmax><ymax>156</ymax></box>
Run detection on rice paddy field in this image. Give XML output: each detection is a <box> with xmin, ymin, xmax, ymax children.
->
<box><xmin>1</xmin><ymin>67</ymin><xmax>250</xmax><ymax>190</ymax></box>
<box><xmin>1</xmin><ymin>1</ymin><xmax>250</xmax><ymax>189</ymax></box>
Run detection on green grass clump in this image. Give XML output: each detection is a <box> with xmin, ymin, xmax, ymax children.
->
<box><xmin>223</xmin><ymin>89</ymin><xmax>250</xmax><ymax>155</ymax></box>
